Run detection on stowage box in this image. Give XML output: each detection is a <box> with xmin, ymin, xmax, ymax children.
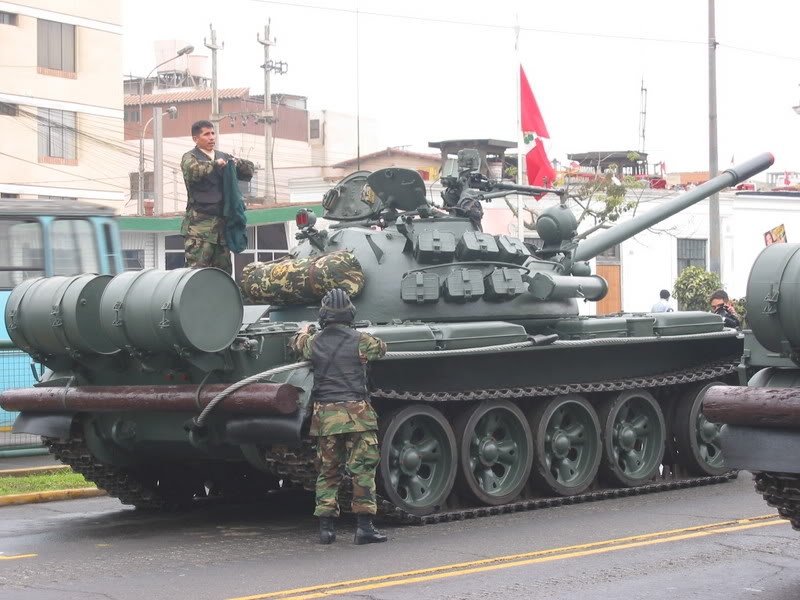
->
<box><xmin>414</xmin><ymin>230</ymin><xmax>456</xmax><ymax>264</ymax></box>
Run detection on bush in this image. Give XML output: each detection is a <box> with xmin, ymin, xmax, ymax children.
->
<box><xmin>673</xmin><ymin>267</ymin><xmax>722</xmax><ymax>311</ymax></box>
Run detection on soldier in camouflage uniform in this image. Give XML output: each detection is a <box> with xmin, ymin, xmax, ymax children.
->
<box><xmin>290</xmin><ymin>288</ymin><xmax>388</xmax><ymax>545</ymax></box>
<box><xmin>181</xmin><ymin>120</ymin><xmax>254</xmax><ymax>274</ymax></box>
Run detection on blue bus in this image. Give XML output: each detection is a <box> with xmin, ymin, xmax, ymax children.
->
<box><xmin>0</xmin><ymin>199</ymin><xmax>123</xmax><ymax>448</ymax></box>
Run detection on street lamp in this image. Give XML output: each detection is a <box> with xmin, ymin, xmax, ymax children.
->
<box><xmin>138</xmin><ymin>45</ymin><xmax>194</xmax><ymax>215</ymax></box>
<box><xmin>139</xmin><ymin>106</ymin><xmax>177</xmax><ymax>216</ymax></box>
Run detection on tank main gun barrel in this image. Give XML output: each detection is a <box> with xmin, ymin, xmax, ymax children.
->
<box><xmin>572</xmin><ymin>153</ymin><xmax>774</xmax><ymax>263</ymax></box>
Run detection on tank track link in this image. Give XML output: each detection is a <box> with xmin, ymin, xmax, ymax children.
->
<box><xmin>43</xmin><ymin>437</ymin><xmax>168</xmax><ymax>510</ymax></box>
<box><xmin>754</xmin><ymin>472</ymin><xmax>800</xmax><ymax>530</ymax></box>
<box><xmin>372</xmin><ymin>359</ymin><xmax>738</xmax><ymax>402</ymax></box>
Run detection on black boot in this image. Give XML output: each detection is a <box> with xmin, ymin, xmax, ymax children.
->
<box><xmin>354</xmin><ymin>514</ymin><xmax>387</xmax><ymax>545</ymax></box>
<box><xmin>319</xmin><ymin>516</ymin><xmax>336</xmax><ymax>544</ymax></box>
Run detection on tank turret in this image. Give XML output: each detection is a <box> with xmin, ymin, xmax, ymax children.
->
<box><xmin>264</xmin><ymin>153</ymin><xmax>774</xmax><ymax>329</ymax></box>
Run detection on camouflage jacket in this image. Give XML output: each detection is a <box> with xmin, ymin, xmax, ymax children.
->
<box><xmin>180</xmin><ymin>149</ymin><xmax>255</xmax><ymax>244</ymax></box>
<box><xmin>290</xmin><ymin>323</ymin><xmax>387</xmax><ymax>436</ymax></box>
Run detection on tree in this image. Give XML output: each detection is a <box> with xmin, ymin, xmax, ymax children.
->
<box><xmin>504</xmin><ymin>152</ymin><xmax>648</xmax><ymax>238</ymax></box>
<box><xmin>672</xmin><ymin>266</ymin><xmax>722</xmax><ymax>311</ymax></box>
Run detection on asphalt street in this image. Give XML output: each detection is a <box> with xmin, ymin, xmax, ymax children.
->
<box><xmin>0</xmin><ymin>472</ymin><xmax>797</xmax><ymax>600</ymax></box>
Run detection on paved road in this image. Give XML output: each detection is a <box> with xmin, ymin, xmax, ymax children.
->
<box><xmin>0</xmin><ymin>473</ymin><xmax>797</xmax><ymax>600</ymax></box>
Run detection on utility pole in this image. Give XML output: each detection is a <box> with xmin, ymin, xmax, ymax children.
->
<box><xmin>257</xmin><ymin>21</ymin><xmax>275</xmax><ymax>203</ymax></box>
<box><xmin>708</xmin><ymin>0</ymin><xmax>721</xmax><ymax>275</ymax></box>
<box><xmin>138</xmin><ymin>78</ymin><xmax>145</xmax><ymax>216</ymax></box>
<box><xmin>153</xmin><ymin>106</ymin><xmax>164</xmax><ymax>215</ymax></box>
<box><xmin>638</xmin><ymin>78</ymin><xmax>647</xmax><ymax>155</ymax></box>
<box><xmin>257</xmin><ymin>21</ymin><xmax>287</xmax><ymax>203</ymax></box>
<box><xmin>204</xmin><ymin>24</ymin><xmax>223</xmax><ymax>134</ymax></box>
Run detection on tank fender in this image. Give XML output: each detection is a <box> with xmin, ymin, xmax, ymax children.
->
<box><xmin>721</xmin><ymin>424</ymin><xmax>800</xmax><ymax>473</ymax></box>
<box><xmin>12</xmin><ymin>411</ymin><xmax>76</xmax><ymax>440</ymax></box>
<box><xmin>225</xmin><ymin>409</ymin><xmax>306</xmax><ymax>448</ymax></box>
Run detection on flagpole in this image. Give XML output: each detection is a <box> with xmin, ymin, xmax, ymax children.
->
<box><xmin>515</xmin><ymin>13</ymin><xmax>525</xmax><ymax>241</ymax></box>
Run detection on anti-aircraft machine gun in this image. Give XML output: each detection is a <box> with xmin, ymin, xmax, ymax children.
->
<box><xmin>0</xmin><ymin>152</ymin><xmax>773</xmax><ymax>521</ymax></box>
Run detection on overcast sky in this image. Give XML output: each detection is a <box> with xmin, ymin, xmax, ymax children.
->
<box><xmin>123</xmin><ymin>0</ymin><xmax>800</xmax><ymax>174</ymax></box>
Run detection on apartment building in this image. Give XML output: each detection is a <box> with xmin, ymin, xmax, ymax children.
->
<box><xmin>0</xmin><ymin>1</ymin><xmax>124</xmax><ymax>207</ymax></box>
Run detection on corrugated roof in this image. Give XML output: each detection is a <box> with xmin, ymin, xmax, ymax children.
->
<box><xmin>124</xmin><ymin>87</ymin><xmax>250</xmax><ymax>106</ymax></box>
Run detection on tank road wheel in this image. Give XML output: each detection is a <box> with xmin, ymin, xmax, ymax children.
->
<box><xmin>529</xmin><ymin>395</ymin><xmax>601</xmax><ymax>496</ymax></box>
<box><xmin>599</xmin><ymin>390</ymin><xmax>666</xmax><ymax>487</ymax></box>
<box><xmin>454</xmin><ymin>400</ymin><xmax>533</xmax><ymax>505</ymax></box>
<box><xmin>674</xmin><ymin>382</ymin><xmax>728</xmax><ymax>476</ymax></box>
<box><xmin>378</xmin><ymin>405</ymin><xmax>457</xmax><ymax>516</ymax></box>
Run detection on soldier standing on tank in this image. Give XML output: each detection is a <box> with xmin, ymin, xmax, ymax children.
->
<box><xmin>290</xmin><ymin>288</ymin><xmax>388</xmax><ymax>545</ymax></box>
<box><xmin>180</xmin><ymin>120</ymin><xmax>254</xmax><ymax>274</ymax></box>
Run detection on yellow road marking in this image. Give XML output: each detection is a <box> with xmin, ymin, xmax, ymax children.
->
<box><xmin>227</xmin><ymin>515</ymin><xmax>784</xmax><ymax>600</ymax></box>
<box><xmin>0</xmin><ymin>554</ymin><xmax>37</xmax><ymax>560</ymax></box>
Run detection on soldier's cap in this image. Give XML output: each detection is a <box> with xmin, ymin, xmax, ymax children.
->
<box><xmin>319</xmin><ymin>288</ymin><xmax>356</xmax><ymax>325</ymax></box>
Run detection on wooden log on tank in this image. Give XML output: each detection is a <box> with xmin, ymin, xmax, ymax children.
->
<box><xmin>0</xmin><ymin>383</ymin><xmax>299</xmax><ymax>415</ymax></box>
<box><xmin>704</xmin><ymin>386</ymin><xmax>800</xmax><ymax>427</ymax></box>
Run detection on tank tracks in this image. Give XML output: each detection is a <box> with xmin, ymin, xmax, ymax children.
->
<box><xmin>754</xmin><ymin>472</ymin><xmax>800</xmax><ymax>530</ymax></box>
<box><xmin>44</xmin><ymin>437</ymin><xmax>169</xmax><ymax>510</ymax></box>
<box><xmin>265</xmin><ymin>359</ymin><xmax>739</xmax><ymax>525</ymax></box>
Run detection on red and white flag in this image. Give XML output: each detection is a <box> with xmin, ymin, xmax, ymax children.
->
<box><xmin>520</xmin><ymin>65</ymin><xmax>553</xmax><ymax>196</ymax></box>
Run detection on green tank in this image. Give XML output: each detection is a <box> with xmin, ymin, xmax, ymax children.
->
<box><xmin>0</xmin><ymin>152</ymin><xmax>773</xmax><ymax>520</ymax></box>
<box><xmin>704</xmin><ymin>241</ymin><xmax>800</xmax><ymax>530</ymax></box>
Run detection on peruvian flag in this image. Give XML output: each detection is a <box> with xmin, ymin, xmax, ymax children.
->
<box><xmin>520</xmin><ymin>65</ymin><xmax>554</xmax><ymax>196</ymax></box>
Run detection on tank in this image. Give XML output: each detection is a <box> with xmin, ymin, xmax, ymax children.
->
<box><xmin>0</xmin><ymin>152</ymin><xmax>774</xmax><ymax>520</ymax></box>
<box><xmin>704</xmin><ymin>242</ymin><xmax>800</xmax><ymax>530</ymax></box>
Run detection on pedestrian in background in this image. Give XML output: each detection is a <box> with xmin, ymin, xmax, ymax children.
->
<box><xmin>651</xmin><ymin>289</ymin><xmax>674</xmax><ymax>313</ymax></box>
<box><xmin>710</xmin><ymin>289</ymin><xmax>741</xmax><ymax>329</ymax></box>
<box><xmin>180</xmin><ymin>120</ymin><xmax>254</xmax><ymax>274</ymax></box>
<box><xmin>290</xmin><ymin>288</ymin><xmax>388</xmax><ymax>545</ymax></box>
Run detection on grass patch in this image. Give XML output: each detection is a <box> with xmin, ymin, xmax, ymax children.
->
<box><xmin>0</xmin><ymin>470</ymin><xmax>96</xmax><ymax>496</ymax></box>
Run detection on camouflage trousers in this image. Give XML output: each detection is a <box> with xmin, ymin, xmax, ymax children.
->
<box><xmin>184</xmin><ymin>236</ymin><xmax>232</xmax><ymax>274</ymax></box>
<box><xmin>314</xmin><ymin>431</ymin><xmax>379</xmax><ymax>517</ymax></box>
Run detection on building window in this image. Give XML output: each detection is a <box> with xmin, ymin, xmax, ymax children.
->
<box><xmin>233</xmin><ymin>223</ymin><xmax>289</xmax><ymax>283</ymax></box>
<box><xmin>597</xmin><ymin>244</ymin><xmax>621</xmax><ymax>266</ymax></box>
<box><xmin>164</xmin><ymin>235</ymin><xmax>185</xmax><ymax>270</ymax></box>
<box><xmin>37</xmin><ymin>19</ymin><xmax>76</xmax><ymax>72</ymax></box>
<box><xmin>124</xmin><ymin>108</ymin><xmax>140</xmax><ymax>123</ymax></box>
<box><xmin>38</xmin><ymin>109</ymin><xmax>77</xmax><ymax>160</ymax></box>
<box><xmin>309</xmin><ymin>119</ymin><xmax>320</xmax><ymax>139</ymax></box>
<box><xmin>129</xmin><ymin>172</ymin><xmax>154</xmax><ymax>200</ymax></box>
<box><xmin>0</xmin><ymin>12</ymin><xmax>17</xmax><ymax>25</ymax></box>
<box><xmin>168</xmin><ymin>109</ymin><xmax>178</xmax><ymax>120</ymax></box>
<box><xmin>677</xmin><ymin>238</ymin><xmax>707</xmax><ymax>274</ymax></box>
<box><xmin>0</xmin><ymin>103</ymin><xmax>17</xmax><ymax>116</ymax></box>
<box><xmin>122</xmin><ymin>249</ymin><xmax>145</xmax><ymax>271</ymax></box>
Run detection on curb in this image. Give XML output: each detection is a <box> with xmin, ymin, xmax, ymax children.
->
<box><xmin>0</xmin><ymin>488</ymin><xmax>107</xmax><ymax>506</ymax></box>
<box><xmin>0</xmin><ymin>465</ymin><xmax>72</xmax><ymax>477</ymax></box>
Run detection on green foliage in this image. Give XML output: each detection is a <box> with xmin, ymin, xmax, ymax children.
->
<box><xmin>673</xmin><ymin>266</ymin><xmax>722</xmax><ymax>311</ymax></box>
<box><xmin>0</xmin><ymin>470</ymin><xmax>94</xmax><ymax>496</ymax></box>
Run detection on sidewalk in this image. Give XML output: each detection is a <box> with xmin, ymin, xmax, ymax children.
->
<box><xmin>0</xmin><ymin>452</ymin><xmax>59</xmax><ymax>471</ymax></box>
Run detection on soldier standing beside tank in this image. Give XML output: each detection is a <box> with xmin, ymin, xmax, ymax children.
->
<box><xmin>180</xmin><ymin>120</ymin><xmax>254</xmax><ymax>274</ymax></box>
<box><xmin>290</xmin><ymin>288</ymin><xmax>388</xmax><ymax>545</ymax></box>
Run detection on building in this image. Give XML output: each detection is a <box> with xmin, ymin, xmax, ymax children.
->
<box><xmin>0</xmin><ymin>1</ymin><xmax>124</xmax><ymax>208</ymax></box>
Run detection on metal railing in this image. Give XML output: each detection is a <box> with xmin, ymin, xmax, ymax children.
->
<box><xmin>0</xmin><ymin>340</ymin><xmax>42</xmax><ymax>449</ymax></box>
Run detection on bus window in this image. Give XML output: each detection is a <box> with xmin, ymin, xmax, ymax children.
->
<box><xmin>102</xmin><ymin>223</ymin><xmax>120</xmax><ymax>274</ymax></box>
<box><xmin>51</xmin><ymin>219</ymin><xmax>100</xmax><ymax>276</ymax></box>
<box><xmin>0</xmin><ymin>219</ymin><xmax>44</xmax><ymax>289</ymax></box>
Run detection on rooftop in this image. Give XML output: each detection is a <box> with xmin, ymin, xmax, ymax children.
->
<box><xmin>124</xmin><ymin>87</ymin><xmax>250</xmax><ymax>106</ymax></box>
<box><xmin>331</xmin><ymin>148</ymin><xmax>440</xmax><ymax>168</ymax></box>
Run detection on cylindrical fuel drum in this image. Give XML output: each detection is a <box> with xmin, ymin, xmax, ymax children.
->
<box><xmin>99</xmin><ymin>268</ymin><xmax>243</xmax><ymax>354</ymax></box>
<box><xmin>4</xmin><ymin>274</ymin><xmax>116</xmax><ymax>356</ymax></box>
<box><xmin>746</xmin><ymin>243</ymin><xmax>800</xmax><ymax>354</ymax></box>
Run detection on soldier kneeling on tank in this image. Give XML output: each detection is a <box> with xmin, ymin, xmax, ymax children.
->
<box><xmin>290</xmin><ymin>289</ymin><xmax>388</xmax><ymax>545</ymax></box>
